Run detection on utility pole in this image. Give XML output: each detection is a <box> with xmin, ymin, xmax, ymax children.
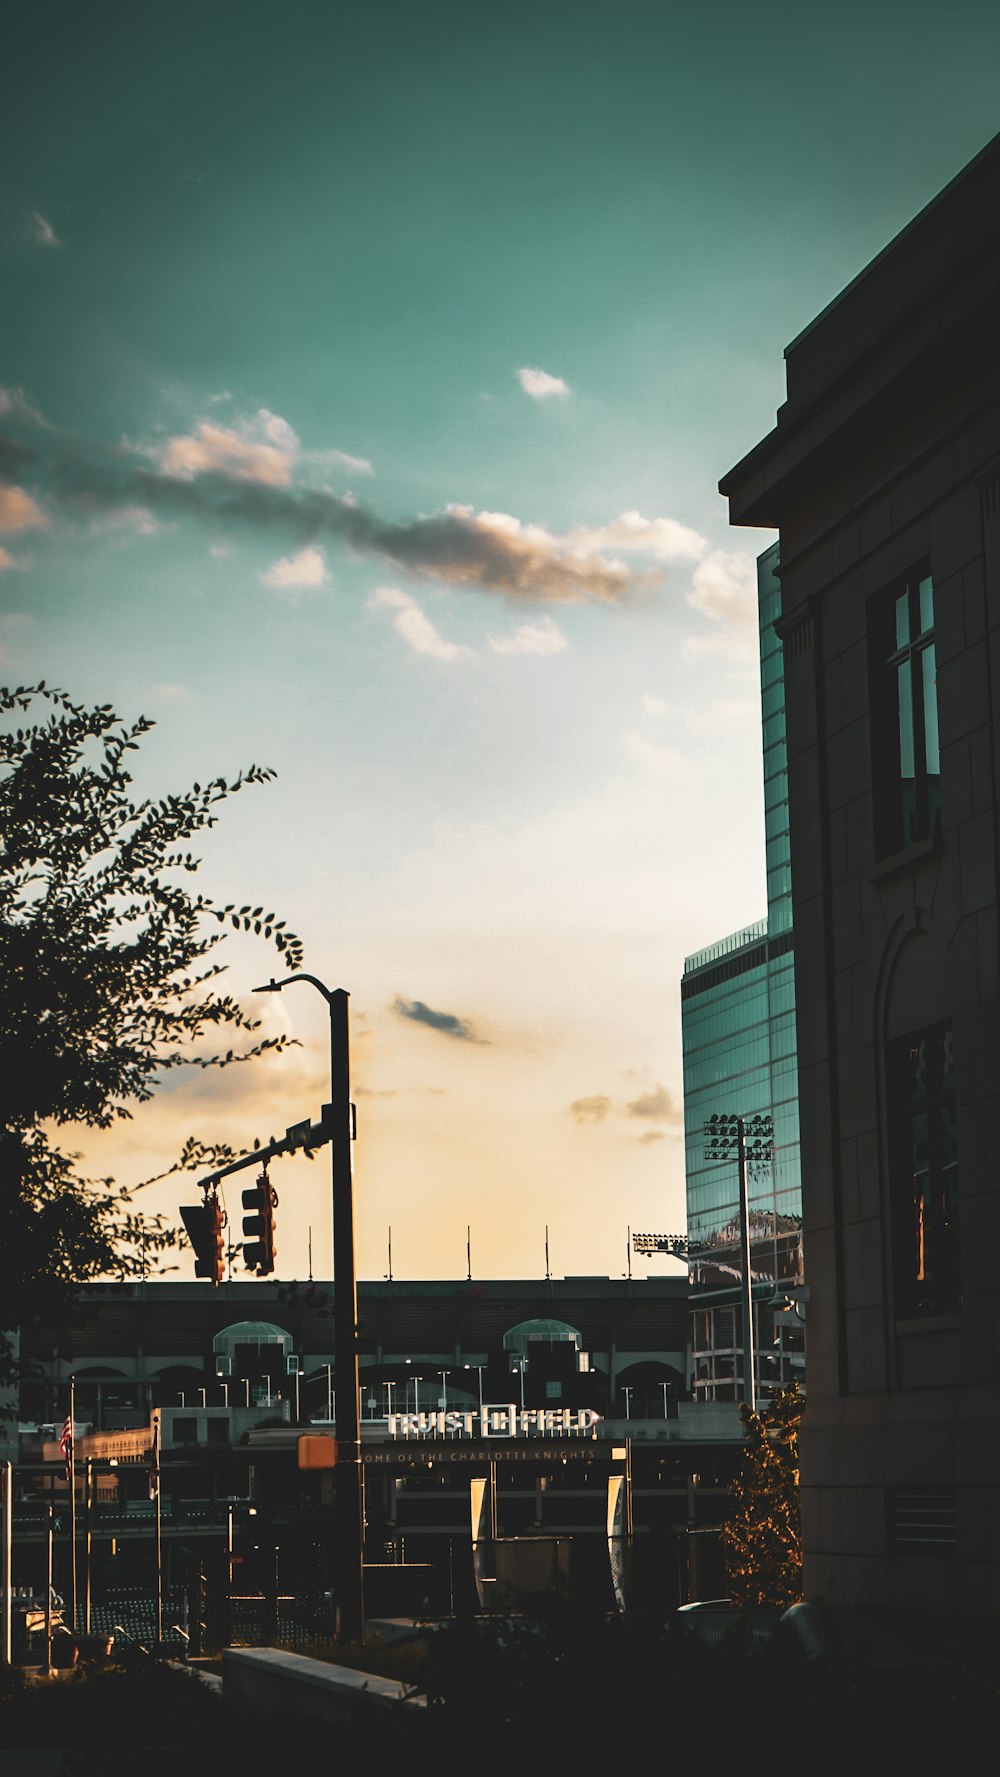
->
<box><xmin>255</xmin><ymin>976</ymin><xmax>365</xmax><ymax>1645</ymax></box>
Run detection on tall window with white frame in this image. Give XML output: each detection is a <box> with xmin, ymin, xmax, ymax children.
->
<box><xmin>872</xmin><ymin>569</ymin><xmax>941</xmax><ymax>854</ymax></box>
<box><xmin>888</xmin><ymin>1022</ymin><xmax>960</xmax><ymax>1318</ymax></box>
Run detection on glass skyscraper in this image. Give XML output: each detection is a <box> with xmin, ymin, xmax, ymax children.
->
<box><xmin>680</xmin><ymin>543</ymin><xmax>804</xmax><ymax>1402</ymax></box>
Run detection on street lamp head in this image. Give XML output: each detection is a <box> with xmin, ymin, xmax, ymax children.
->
<box><xmin>253</xmin><ymin>979</ymin><xmax>281</xmax><ymax>993</ymax></box>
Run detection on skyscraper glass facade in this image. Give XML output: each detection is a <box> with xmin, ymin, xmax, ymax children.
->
<box><xmin>681</xmin><ymin>544</ymin><xmax>804</xmax><ymax>1401</ymax></box>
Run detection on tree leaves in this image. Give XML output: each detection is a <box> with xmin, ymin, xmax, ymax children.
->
<box><xmin>0</xmin><ymin>682</ymin><xmax>307</xmax><ymax>1382</ymax></box>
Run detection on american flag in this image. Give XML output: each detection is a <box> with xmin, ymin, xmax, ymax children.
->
<box><xmin>59</xmin><ymin>1415</ymin><xmax>73</xmax><ymax>1484</ymax></box>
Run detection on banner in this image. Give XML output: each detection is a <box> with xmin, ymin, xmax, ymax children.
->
<box><xmin>607</xmin><ymin>1473</ymin><xmax>627</xmax><ymax>1615</ymax></box>
<box><xmin>470</xmin><ymin>1475</ymin><xmax>493</xmax><ymax>1610</ymax></box>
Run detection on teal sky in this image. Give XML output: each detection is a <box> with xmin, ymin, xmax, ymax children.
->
<box><xmin>4</xmin><ymin>0</ymin><xmax>1000</xmax><ymax>1282</ymax></box>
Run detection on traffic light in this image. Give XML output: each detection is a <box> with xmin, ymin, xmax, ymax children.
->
<box><xmin>180</xmin><ymin>1190</ymin><xmax>226</xmax><ymax>1286</ymax></box>
<box><xmin>242</xmin><ymin>1170</ymin><xmax>277</xmax><ymax>1274</ymax></box>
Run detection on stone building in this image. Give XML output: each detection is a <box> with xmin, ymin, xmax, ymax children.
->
<box><xmin>721</xmin><ymin>132</ymin><xmax>1000</xmax><ymax>1612</ymax></box>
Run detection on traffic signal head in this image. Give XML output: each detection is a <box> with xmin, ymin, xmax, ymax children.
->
<box><xmin>242</xmin><ymin>1171</ymin><xmax>277</xmax><ymax>1275</ymax></box>
<box><xmin>180</xmin><ymin>1191</ymin><xmax>226</xmax><ymax>1286</ymax></box>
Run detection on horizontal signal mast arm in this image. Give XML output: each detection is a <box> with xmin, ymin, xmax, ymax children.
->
<box><xmin>196</xmin><ymin>1105</ymin><xmax>337</xmax><ymax>1193</ymax></box>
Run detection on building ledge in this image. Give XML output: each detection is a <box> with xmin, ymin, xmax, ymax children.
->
<box><xmin>895</xmin><ymin>1312</ymin><xmax>962</xmax><ymax>1337</ymax></box>
<box><xmin>867</xmin><ymin>833</ymin><xmax>940</xmax><ymax>885</ymax></box>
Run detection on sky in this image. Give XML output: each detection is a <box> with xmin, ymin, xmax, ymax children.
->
<box><xmin>4</xmin><ymin>0</ymin><xmax>1000</xmax><ymax>1285</ymax></box>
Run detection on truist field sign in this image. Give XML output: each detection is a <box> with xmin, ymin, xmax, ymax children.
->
<box><xmin>388</xmin><ymin>1406</ymin><xmax>601</xmax><ymax>1440</ymax></box>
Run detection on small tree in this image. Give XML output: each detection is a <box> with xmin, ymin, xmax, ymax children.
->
<box><xmin>722</xmin><ymin>1383</ymin><xmax>804</xmax><ymax>1607</ymax></box>
<box><xmin>0</xmin><ymin>682</ymin><xmax>304</xmax><ymax>1389</ymax></box>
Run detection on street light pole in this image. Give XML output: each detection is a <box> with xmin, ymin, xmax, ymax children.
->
<box><xmin>255</xmin><ymin>975</ymin><xmax>364</xmax><ymax>1645</ymax></box>
<box><xmin>704</xmin><ymin>1111</ymin><xmax>772</xmax><ymax>1415</ymax></box>
<box><xmin>736</xmin><ymin>1117</ymin><xmax>756</xmax><ymax>1414</ymax></box>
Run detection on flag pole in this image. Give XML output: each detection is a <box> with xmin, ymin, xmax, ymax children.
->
<box><xmin>45</xmin><ymin>1502</ymin><xmax>53</xmax><ymax>1675</ymax></box>
<box><xmin>154</xmin><ymin>1409</ymin><xmax>162</xmax><ymax>1650</ymax></box>
<box><xmin>84</xmin><ymin>1456</ymin><xmax>93</xmax><ymax>1635</ymax></box>
<box><xmin>69</xmin><ymin>1376</ymin><xmax>77</xmax><ymax>1636</ymax></box>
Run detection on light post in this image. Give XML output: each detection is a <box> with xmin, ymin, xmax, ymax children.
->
<box><xmin>661</xmin><ymin>1381</ymin><xmax>669</xmax><ymax>1419</ymax></box>
<box><xmin>704</xmin><ymin>1112</ymin><xmax>773</xmax><ymax>1413</ymax></box>
<box><xmin>623</xmin><ymin>1386</ymin><xmax>632</xmax><ymax>1421</ymax></box>
<box><xmin>255</xmin><ymin>974</ymin><xmax>364</xmax><ymax>1645</ymax></box>
<box><xmin>464</xmin><ymin>1364</ymin><xmax>485</xmax><ymax>1413</ymax></box>
<box><xmin>438</xmin><ymin>1370</ymin><xmax>448</xmax><ymax>1411</ymax></box>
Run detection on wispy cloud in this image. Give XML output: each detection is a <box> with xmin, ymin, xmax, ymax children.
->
<box><xmin>621</xmin><ymin>731</ymin><xmax>678</xmax><ymax>771</ymax></box>
<box><xmin>517</xmin><ymin>366</ymin><xmax>570</xmax><ymax>400</ymax></box>
<box><xmin>569</xmin><ymin>1095</ymin><xmax>612</xmax><ymax>1124</ymax></box>
<box><xmin>488</xmin><ymin>617</ymin><xmax>567</xmax><ymax>656</ymax></box>
<box><xmin>392</xmin><ymin>996</ymin><xmax>484</xmax><ymax>1043</ymax></box>
<box><xmin>148</xmin><ymin>683</ymin><xmax>192</xmax><ymax>701</ymax></box>
<box><xmin>88</xmin><ymin>505</ymin><xmax>157</xmax><ymax>538</ymax></box>
<box><xmin>262</xmin><ymin>544</ymin><xmax>329</xmax><ymax>590</ymax></box>
<box><xmin>368</xmin><ymin>587</ymin><xmax>470</xmax><ymax>659</ymax></box>
<box><xmin>565</xmin><ymin>512</ymin><xmax>706</xmax><ymax>564</ymax></box>
<box><xmin>636</xmin><ymin>1130</ymin><xmax>666</xmax><ymax>1145</ymax></box>
<box><xmin>31</xmin><ymin>212</ymin><xmax>61</xmax><ymax>248</ymax></box>
<box><xmin>640</xmin><ymin>693</ymin><xmax>667</xmax><ymax>716</ymax></box>
<box><xmin>310</xmin><ymin>447</ymin><xmax>373</xmax><ymax>477</ymax></box>
<box><xmin>0</xmin><ymin>549</ymin><xmax>17</xmax><ymax>572</ymax></box>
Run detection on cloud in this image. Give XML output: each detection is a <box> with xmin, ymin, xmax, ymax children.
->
<box><xmin>88</xmin><ymin>505</ymin><xmax>158</xmax><ymax>538</ymax></box>
<box><xmin>517</xmin><ymin>367</ymin><xmax>570</xmax><ymax>400</ymax></box>
<box><xmin>621</xmin><ymin>731</ymin><xmax>678</xmax><ymax>771</ymax></box>
<box><xmin>148</xmin><ymin>683</ymin><xmax>192</xmax><ymax>701</ymax></box>
<box><xmin>636</xmin><ymin>1130</ymin><xmax>666</xmax><ymax>1145</ymax></box>
<box><xmin>687</xmin><ymin>548</ymin><xmax>758</xmax><ymax>626</ymax></box>
<box><xmin>0</xmin><ymin>548</ymin><xmax>17</xmax><ymax>572</ymax></box>
<box><xmin>488</xmin><ymin>617</ymin><xmax>567</xmax><ymax>656</ymax></box>
<box><xmin>640</xmin><ymin>693</ymin><xmax>666</xmax><ymax>716</ymax></box>
<box><xmin>569</xmin><ymin>1095</ymin><xmax>612</xmax><ymax>1124</ymax></box>
<box><xmin>392</xmin><ymin>996</ymin><xmax>484</xmax><ymax>1042</ymax></box>
<box><xmin>310</xmin><ymin>447</ymin><xmax>373</xmax><ymax>477</ymax></box>
<box><xmin>262</xmin><ymin>545</ymin><xmax>329</xmax><ymax>590</ymax></box>
<box><xmin>0</xmin><ymin>398</ymin><xmax>695</xmax><ymax>604</ymax></box>
<box><xmin>158</xmin><ymin>412</ymin><xmax>296</xmax><ymax>486</ymax></box>
<box><xmin>31</xmin><ymin>212</ymin><xmax>61</xmax><ymax>248</ymax></box>
<box><xmin>565</xmin><ymin>511</ymin><xmax>706</xmax><ymax>564</ymax></box>
<box><xmin>625</xmin><ymin>1083</ymin><xmax>680</xmax><ymax>1122</ymax></box>
<box><xmin>368</xmin><ymin>587</ymin><xmax>471</xmax><ymax>659</ymax></box>
<box><xmin>0</xmin><ymin>388</ymin><xmax>50</xmax><ymax>429</ymax></box>
<box><xmin>156</xmin><ymin>406</ymin><xmax>371</xmax><ymax>490</ymax></box>
<box><xmin>0</xmin><ymin>484</ymin><xmax>46</xmax><ymax>534</ymax></box>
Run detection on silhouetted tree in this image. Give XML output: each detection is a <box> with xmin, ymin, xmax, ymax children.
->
<box><xmin>723</xmin><ymin>1383</ymin><xmax>803</xmax><ymax>1606</ymax></box>
<box><xmin>0</xmin><ymin>682</ymin><xmax>303</xmax><ymax>1390</ymax></box>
